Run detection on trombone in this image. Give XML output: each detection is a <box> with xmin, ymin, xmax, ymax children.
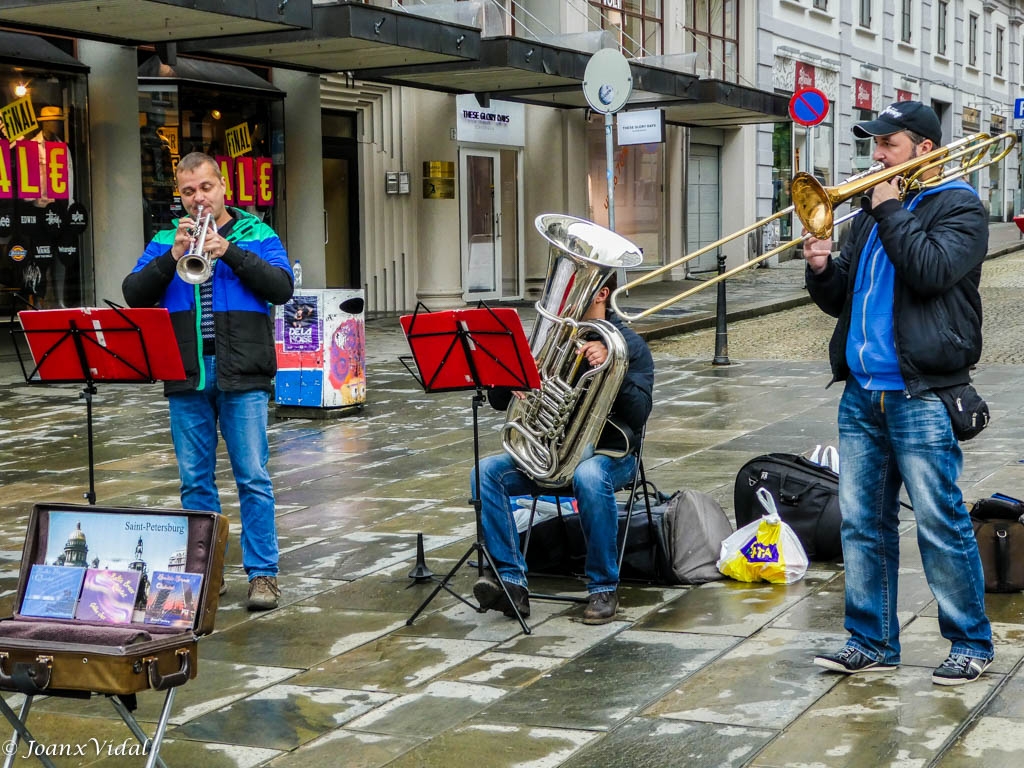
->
<box><xmin>610</xmin><ymin>131</ymin><xmax>1017</xmax><ymax>322</ymax></box>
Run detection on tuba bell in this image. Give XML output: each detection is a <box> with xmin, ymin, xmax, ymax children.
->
<box><xmin>501</xmin><ymin>214</ymin><xmax>644</xmax><ymax>488</ymax></box>
<box><xmin>176</xmin><ymin>205</ymin><xmax>215</xmax><ymax>285</ymax></box>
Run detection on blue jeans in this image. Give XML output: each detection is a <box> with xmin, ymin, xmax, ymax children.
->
<box><xmin>168</xmin><ymin>356</ymin><xmax>278</xmax><ymax>579</ymax></box>
<box><xmin>471</xmin><ymin>451</ymin><xmax>637</xmax><ymax>594</ymax></box>
<box><xmin>837</xmin><ymin>377</ymin><xmax>992</xmax><ymax>664</ymax></box>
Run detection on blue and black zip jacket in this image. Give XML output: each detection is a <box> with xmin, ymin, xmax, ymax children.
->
<box><xmin>123</xmin><ymin>207</ymin><xmax>294</xmax><ymax>395</ymax></box>
<box><xmin>806</xmin><ymin>179</ymin><xmax>987</xmax><ymax>395</ymax></box>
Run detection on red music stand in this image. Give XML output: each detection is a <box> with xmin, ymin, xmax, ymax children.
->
<box><xmin>400</xmin><ymin>303</ymin><xmax>540</xmax><ymax>634</ymax></box>
<box><xmin>11</xmin><ymin>303</ymin><xmax>185</xmax><ymax>505</ymax></box>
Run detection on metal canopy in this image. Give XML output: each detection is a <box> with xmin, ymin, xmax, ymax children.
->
<box><xmin>0</xmin><ymin>0</ymin><xmax>312</xmax><ymax>44</ymax></box>
<box><xmin>181</xmin><ymin>2</ymin><xmax>480</xmax><ymax>74</ymax></box>
<box><xmin>356</xmin><ymin>37</ymin><xmax>789</xmax><ymax>127</ymax></box>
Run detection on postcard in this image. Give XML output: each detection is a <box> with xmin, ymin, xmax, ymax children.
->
<box><xmin>20</xmin><ymin>565</ymin><xmax>87</xmax><ymax>619</ymax></box>
<box><xmin>143</xmin><ymin>570</ymin><xmax>204</xmax><ymax>628</ymax></box>
<box><xmin>74</xmin><ymin>569</ymin><xmax>143</xmax><ymax>624</ymax></box>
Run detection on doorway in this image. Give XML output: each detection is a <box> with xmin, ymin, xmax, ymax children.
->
<box><xmin>460</xmin><ymin>147</ymin><xmax>522</xmax><ymax>301</ymax></box>
<box><xmin>322</xmin><ymin>112</ymin><xmax>360</xmax><ymax>288</ymax></box>
<box><xmin>686</xmin><ymin>143</ymin><xmax>721</xmax><ymax>273</ymax></box>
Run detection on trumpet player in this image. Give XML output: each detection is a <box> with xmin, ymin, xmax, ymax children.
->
<box><xmin>471</xmin><ymin>272</ymin><xmax>654</xmax><ymax>625</ymax></box>
<box><xmin>803</xmin><ymin>101</ymin><xmax>994</xmax><ymax>685</ymax></box>
<box><xmin>123</xmin><ymin>151</ymin><xmax>294</xmax><ymax>612</ymax></box>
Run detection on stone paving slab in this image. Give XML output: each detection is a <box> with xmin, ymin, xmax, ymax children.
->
<box><xmin>3</xmin><ymin>237</ymin><xmax>1024</xmax><ymax>766</ymax></box>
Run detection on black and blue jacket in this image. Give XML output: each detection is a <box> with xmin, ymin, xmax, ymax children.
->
<box><xmin>123</xmin><ymin>207</ymin><xmax>293</xmax><ymax>395</ymax></box>
<box><xmin>806</xmin><ymin>180</ymin><xmax>987</xmax><ymax>395</ymax></box>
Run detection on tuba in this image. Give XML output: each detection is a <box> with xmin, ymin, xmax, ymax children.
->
<box><xmin>501</xmin><ymin>214</ymin><xmax>644</xmax><ymax>488</ymax></box>
<box><xmin>176</xmin><ymin>205</ymin><xmax>215</xmax><ymax>285</ymax></box>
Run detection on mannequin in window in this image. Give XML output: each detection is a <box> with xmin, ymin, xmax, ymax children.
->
<box><xmin>29</xmin><ymin>106</ymin><xmax>72</xmax><ymax>307</ymax></box>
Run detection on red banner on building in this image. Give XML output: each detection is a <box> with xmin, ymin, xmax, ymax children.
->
<box><xmin>44</xmin><ymin>142</ymin><xmax>70</xmax><ymax>200</ymax></box>
<box><xmin>896</xmin><ymin>89</ymin><xmax>913</xmax><ymax>102</ymax></box>
<box><xmin>795</xmin><ymin>61</ymin><xmax>816</xmax><ymax>90</ymax></box>
<box><xmin>14</xmin><ymin>141</ymin><xmax>42</xmax><ymax>199</ymax></box>
<box><xmin>235</xmin><ymin>157</ymin><xmax>255</xmax><ymax>206</ymax></box>
<box><xmin>0</xmin><ymin>140</ymin><xmax>11</xmax><ymax>200</ymax></box>
<box><xmin>255</xmin><ymin>157</ymin><xmax>274</xmax><ymax>207</ymax></box>
<box><xmin>854</xmin><ymin>79</ymin><xmax>873</xmax><ymax>110</ymax></box>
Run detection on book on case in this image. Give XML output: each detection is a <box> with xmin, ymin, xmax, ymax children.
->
<box><xmin>20</xmin><ymin>565</ymin><xmax>87</xmax><ymax>619</ymax></box>
<box><xmin>144</xmin><ymin>570</ymin><xmax>204</xmax><ymax>629</ymax></box>
<box><xmin>74</xmin><ymin>569</ymin><xmax>143</xmax><ymax>624</ymax></box>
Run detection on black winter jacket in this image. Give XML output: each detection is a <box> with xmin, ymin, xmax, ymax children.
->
<box><xmin>805</xmin><ymin>181</ymin><xmax>987</xmax><ymax>395</ymax></box>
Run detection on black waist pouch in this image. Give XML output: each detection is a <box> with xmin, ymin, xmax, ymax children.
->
<box><xmin>934</xmin><ymin>383</ymin><xmax>989</xmax><ymax>441</ymax></box>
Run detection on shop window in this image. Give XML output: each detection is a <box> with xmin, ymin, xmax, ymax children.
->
<box><xmin>772</xmin><ymin>121</ymin><xmax>794</xmax><ymax>243</ymax></box>
<box><xmin>585</xmin><ymin>113</ymin><xmax>664</xmax><ymax>268</ymax></box>
<box><xmin>138</xmin><ymin>61</ymin><xmax>284</xmax><ymax>243</ymax></box>
<box><xmin>0</xmin><ymin>62</ymin><xmax>92</xmax><ymax>314</ymax></box>
<box><xmin>853</xmin><ymin>108</ymin><xmax>876</xmax><ymax>172</ymax></box>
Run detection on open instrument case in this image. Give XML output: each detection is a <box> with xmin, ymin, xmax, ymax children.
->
<box><xmin>0</xmin><ymin>503</ymin><xmax>228</xmax><ymax>768</ymax></box>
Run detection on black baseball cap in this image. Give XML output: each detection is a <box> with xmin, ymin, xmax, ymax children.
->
<box><xmin>852</xmin><ymin>101</ymin><xmax>942</xmax><ymax>146</ymax></box>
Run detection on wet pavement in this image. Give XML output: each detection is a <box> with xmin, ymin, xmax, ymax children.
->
<box><xmin>0</xmin><ymin>222</ymin><xmax>1023</xmax><ymax>766</ymax></box>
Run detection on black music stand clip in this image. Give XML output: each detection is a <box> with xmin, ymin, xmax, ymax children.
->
<box><xmin>10</xmin><ymin>301</ymin><xmax>185</xmax><ymax>505</ymax></box>
<box><xmin>401</xmin><ymin>302</ymin><xmax>540</xmax><ymax>634</ymax></box>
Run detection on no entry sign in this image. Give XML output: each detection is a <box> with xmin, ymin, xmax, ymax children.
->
<box><xmin>789</xmin><ymin>87</ymin><xmax>829</xmax><ymax>127</ymax></box>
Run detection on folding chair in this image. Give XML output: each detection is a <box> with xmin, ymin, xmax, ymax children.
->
<box><xmin>521</xmin><ymin>425</ymin><xmax>654</xmax><ymax>603</ymax></box>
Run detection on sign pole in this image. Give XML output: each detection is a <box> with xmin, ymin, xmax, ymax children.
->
<box><xmin>606</xmin><ymin>112</ymin><xmax>615</xmax><ymax>232</ymax></box>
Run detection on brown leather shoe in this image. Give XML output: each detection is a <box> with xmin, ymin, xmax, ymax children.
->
<box><xmin>582</xmin><ymin>590</ymin><xmax>618</xmax><ymax>625</ymax></box>
<box><xmin>246</xmin><ymin>576</ymin><xmax>280</xmax><ymax>611</ymax></box>
<box><xmin>473</xmin><ymin>574</ymin><xmax>530</xmax><ymax>618</ymax></box>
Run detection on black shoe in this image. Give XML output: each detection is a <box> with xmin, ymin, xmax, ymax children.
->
<box><xmin>813</xmin><ymin>646</ymin><xmax>898</xmax><ymax>674</ymax></box>
<box><xmin>473</xmin><ymin>575</ymin><xmax>530</xmax><ymax>618</ymax></box>
<box><xmin>582</xmin><ymin>590</ymin><xmax>618</xmax><ymax>625</ymax></box>
<box><xmin>932</xmin><ymin>653</ymin><xmax>992</xmax><ymax>686</ymax></box>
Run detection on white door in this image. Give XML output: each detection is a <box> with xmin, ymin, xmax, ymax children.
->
<box><xmin>460</xmin><ymin>148</ymin><xmax>523</xmax><ymax>301</ymax></box>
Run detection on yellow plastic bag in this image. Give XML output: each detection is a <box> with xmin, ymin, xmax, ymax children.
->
<box><xmin>717</xmin><ymin>489</ymin><xmax>809</xmax><ymax>584</ymax></box>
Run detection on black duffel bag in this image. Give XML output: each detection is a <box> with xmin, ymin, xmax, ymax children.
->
<box><xmin>734</xmin><ymin>453</ymin><xmax>843</xmax><ymax>561</ymax></box>
<box><xmin>520</xmin><ymin>484</ymin><xmax>676</xmax><ymax>584</ymax></box>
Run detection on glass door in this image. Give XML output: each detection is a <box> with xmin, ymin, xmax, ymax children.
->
<box><xmin>461</xmin><ymin>149</ymin><xmax>501</xmax><ymax>300</ymax></box>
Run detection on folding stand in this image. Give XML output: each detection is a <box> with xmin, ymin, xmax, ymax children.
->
<box><xmin>11</xmin><ymin>303</ymin><xmax>185</xmax><ymax>505</ymax></box>
<box><xmin>400</xmin><ymin>303</ymin><xmax>541</xmax><ymax>634</ymax></box>
<box><xmin>0</xmin><ymin>692</ymin><xmax>173</xmax><ymax>768</ymax></box>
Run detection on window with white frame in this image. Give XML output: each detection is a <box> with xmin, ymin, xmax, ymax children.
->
<box><xmin>937</xmin><ymin>1</ymin><xmax>948</xmax><ymax>56</ymax></box>
<box><xmin>813</xmin><ymin>0</ymin><xmax>828</xmax><ymax>10</ymax></box>
<box><xmin>969</xmin><ymin>13</ymin><xmax>978</xmax><ymax>67</ymax></box>
<box><xmin>996</xmin><ymin>26</ymin><xmax>1005</xmax><ymax>76</ymax></box>
<box><xmin>900</xmin><ymin>0</ymin><xmax>912</xmax><ymax>44</ymax></box>
<box><xmin>859</xmin><ymin>0</ymin><xmax>871</xmax><ymax>28</ymax></box>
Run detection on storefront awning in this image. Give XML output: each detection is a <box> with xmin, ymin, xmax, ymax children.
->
<box><xmin>0</xmin><ymin>0</ymin><xmax>311</xmax><ymax>44</ymax></box>
<box><xmin>138</xmin><ymin>55</ymin><xmax>283</xmax><ymax>96</ymax></box>
<box><xmin>355</xmin><ymin>37</ymin><xmax>789</xmax><ymax>127</ymax></box>
<box><xmin>0</xmin><ymin>30</ymin><xmax>88</xmax><ymax>73</ymax></box>
<box><xmin>180</xmin><ymin>2</ymin><xmax>480</xmax><ymax>73</ymax></box>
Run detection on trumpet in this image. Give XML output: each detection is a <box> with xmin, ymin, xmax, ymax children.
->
<box><xmin>610</xmin><ymin>131</ymin><xmax>1017</xmax><ymax>322</ymax></box>
<box><xmin>176</xmin><ymin>205</ymin><xmax>215</xmax><ymax>285</ymax></box>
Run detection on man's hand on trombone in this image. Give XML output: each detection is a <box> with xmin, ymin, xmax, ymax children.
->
<box><xmin>803</xmin><ymin>234</ymin><xmax>832</xmax><ymax>275</ymax></box>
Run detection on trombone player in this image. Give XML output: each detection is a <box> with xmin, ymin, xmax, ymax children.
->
<box><xmin>803</xmin><ymin>101</ymin><xmax>994</xmax><ymax>685</ymax></box>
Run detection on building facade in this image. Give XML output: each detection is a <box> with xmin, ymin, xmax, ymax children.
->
<box><xmin>1</xmin><ymin>0</ymin><xmax>1019</xmax><ymax>328</ymax></box>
